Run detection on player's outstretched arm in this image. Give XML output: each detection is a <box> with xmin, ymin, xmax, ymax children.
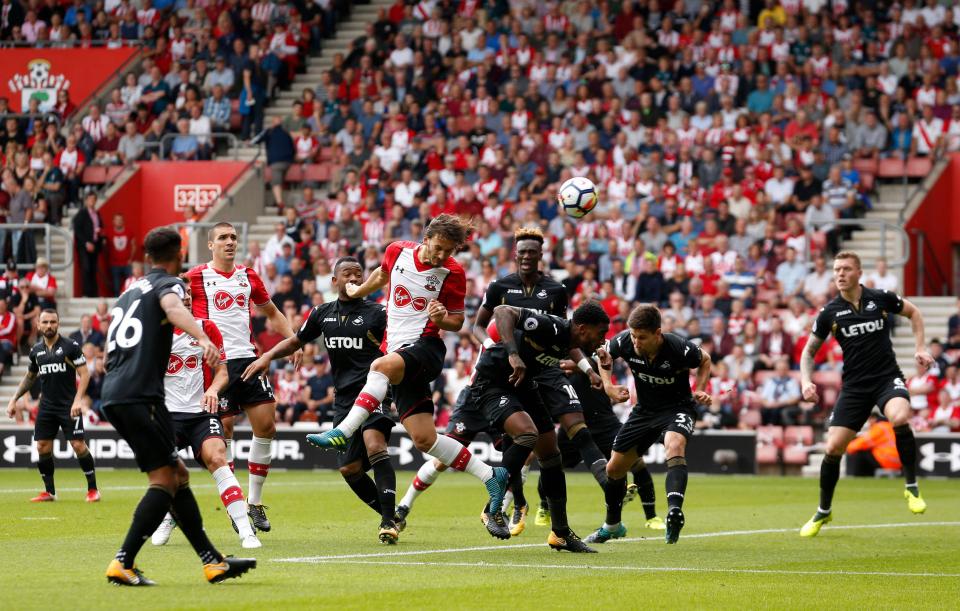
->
<box><xmin>160</xmin><ymin>293</ymin><xmax>219</xmax><ymax>367</ymax></box>
<box><xmin>6</xmin><ymin>371</ymin><xmax>37</xmax><ymax>418</ymax></box>
<box><xmin>692</xmin><ymin>351</ymin><xmax>712</xmax><ymax>405</ymax></box>
<box><xmin>799</xmin><ymin>335</ymin><xmax>824</xmax><ymax>402</ymax></box>
<box><xmin>345</xmin><ymin>266</ymin><xmax>388</xmax><ymax>299</ymax></box>
<box><xmin>899</xmin><ymin>299</ymin><xmax>934</xmax><ymax>368</ymax></box>
<box><xmin>241</xmin><ymin>335</ymin><xmax>306</xmax><ymax>382</ymax></box>
<box><xmin>70</xmin><ymin>361</ymin><xmax>90</xmax><ymax>417</ymax></box>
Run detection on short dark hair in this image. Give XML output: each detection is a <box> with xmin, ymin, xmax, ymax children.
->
<box><xmin>423</xmin><ymin>213</ymin><xmax>471</xmax><ymax>246</ymax></box>
<box><xmin>144</xmin><ymin>227</ymin><xmax>182</xmax><ymax>263</ymax></box>
<box><xmin>39</xmin><ymin>308</ymin><xmax>58</xmax><ymax>318</ymax></box>
<box><xmin>207</xmin><ymin>221</ymin><xmax>235</xmax><ymax>242</ymax></box>
<box><xmin>572</xmin><ymin>301</ymin><xmax>610</xmax><ymax>327</ymax></box>
<box><xmin>627</xmin><ymin>304</ymin><xmax>662</xmax><ymax>332</ymax></box>
<box><xmin>333</xmin><ymin>256</ymin><xmax>361</xmax><ymax>273</ymax></box>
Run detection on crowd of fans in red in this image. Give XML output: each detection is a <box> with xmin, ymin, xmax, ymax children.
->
<box><xmin>2</xmin><ymin>0</ymin><xmax>959</xmax><ymax>434</ymax></box>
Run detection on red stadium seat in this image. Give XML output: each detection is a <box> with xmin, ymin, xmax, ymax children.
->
<box><xmin>782</xmin><ymin>446</ymin><xmax>809</xmax><ymax>465</ymax></box>
<box><xmin>859</xmin><ymin>172</ymin><xmax>875</xmax><ymax>193</ymax></box>
<box><xmin>757</xmin><ymin>444</ymin><xmax>779</xmax><ymax>465</ymax></box>
<box><xmin>905</xmin><ymin>156</ymin><xmax>932</xmax><ymax>178</ymax></box>
<box><xmin>852</xmin><ymin>158</ymin><xmax>878</xmax><ymax>176</ymax></box>
<box><xmin>822</xmin><ymin>387</ymin><xmax>839</xmax><ymax>410</ymax></box>
<box><xmin>284</xmin><ymin>164</ymin><xmax>305</xmax><ymax>183</ymax></box>
<box><xmin>81</xmin><ymin>166</ymin><xmax>107</xmax><ymax>184</ymax></box>
<box><xmin>784</xmin><ymin>425</ymin><xmax>814</xmax><ymax>446</ymax></box>
<box><xmin>877</xmin><ymin>158</ymin><xmax>905</xmax><ymax>178</ymax></box>
<box><xmin>812</xmin><ymin>371</ymin><xmax>842</xmax><ymax>390</ymax></box>
<box><xmin>304</xmin><ymin>164</ymin><xmax>332</xmax><ymax>183</ymax></box>
<box><xmin>756</xmin><ymin>425</ymin><xmax>783</xmax><ymax>447</ymax></box>
<box><xmin>104</xmin><ymin>165</ymin><xmax>124</xmax><ymax>184</ymax></box>
<box><xmin>740</xmin><ymin>407</ymin><xmax>761</xmax><ymax>428</ymax></box>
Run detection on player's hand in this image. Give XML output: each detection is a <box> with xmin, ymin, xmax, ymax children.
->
<box><xmin>199</xmin><ymin>337</ymin><xmax>221</xmax><ymax>368</ymax></box>
<box><xmin>70</xmin><ymin>401</ymin><xmax>83</xmax><ymax>418</ymax></box>
<box><xmin>692</xmin><ymin>390</ymin><xmax>712</xmax><ymax>406</ymax></box>
<box><xmin>558</xmin><ymin>359</ymin><xmax>576</xmax><ymax>374</ymax></box>
<box><xmin>915</xmin><ymin>350</ymin><xmax>934</xmax><ymax>369</ymax></box>
<box><xmin>801</xmin><ymin>382</ymin><xmax>819</xmax><ymax>403</ymax></box>
<box><xmin>596</xmin><ymin>347</ymin><xmax>613</xmax><ymax>370</ymax></box>
<box><xmin>345</xmin><ymin>282</ymin><xmax>362</xmax><ymax>298</ymax></box>
<box><xmin>427</xmin><ymin>299</ymin><xmax>447</xmax><ymax>324</ymax></box>
<box><xmin>242</xmin><ymin>356</ymin><xmax>270</xmax><ymax>381</ymax></box>
<box><xmin>290</xmin><ymin>348</ymin><xmax>303</xmax><ymax>370</ymax></box>
<box><xmin>202</xmin><ymin>389</ymin><xmax>220</xmax><ymax>414</ymax></box>
<box><xmin>606</xmin><ymin>384</ymin><xmax>629</xmax><ymax>403</ymax></box>
<box><xmin>6</xmin><ymin>400</ymin><xmax>16</xmax><ymax>419</ymax></box>
<box><xmin>508</xmin><ymin>353</ymin><xmax>527</xmax><ymax>387</ymax></box>
<box><xmin>588</xmin><ymin>369</ymin><xmax>603</xmax><ymax>389</ymax></box>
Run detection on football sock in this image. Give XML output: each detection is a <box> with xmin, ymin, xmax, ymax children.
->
<box><xmin>568</xmin><ymin>426</ymin><xmax>607</xmax><ymax>486</ymax></box>
<box><xmin>603</xmin><ymin>476</ymin><xmax>627</xmax><ymax>527</ymax></box>
<box><xmin>116</xmin><ymin>485</ymin><xmax>173</xmax><ymax>569</ymax></box>
<box><xmin>370</xmin><ymin>450</ymin><xmax>396</xmax><ymax>524</ymax></box>
<box><xmin>212</xmin><ymin>466</ymin><xmax>254</xmax><ymax>538</ymax></box>
<box><xmin>247</xmin><ymin>436</ymin><xmax>272</xmax><ymax>505</ymax></box>
<box><xmin>503</xmin><ymin>432</ymin><xmax>536</xmax><ymax>510</ymax></box>
<box><xmin>344</xmin><ymin>471</ymin><xmax>381</xmax><ymax>514</ymax></box>
<box><xmin>819</xmin><ymin>453</ymin><xmax>842</xmax><ymax>513</ymax></box>
<box><xmin>77</xmin><ymin>450</ymin><xmax>97</xmax><ymax>491</ymax></box>
<box><xmin>539</xmin><ymin>453</ymin><xmax>569</xmax><ymax>538</ymax></box>
<box><xmin>170</xmin><ymin>484</ymin><xmax>222</xmax><ymax>566</ymax></box>
<box><xmin>37</xmin><ymin>451</ymin><xmax>55</xmax><ymax>495</ymax></box>
<box><xmin>428</xmin><ymin>435</ymin><xmax>493</xmax><ymax>482</ymax></box>
<box><xmin>338</xmin><ymin>371</ymin><xmax>389</xmax><ymax>436</ymax></box>
<box><xmin>893</xmin><ymin>425</ymin><xmax>919</xmax><ymax>491</ymax></box>
<box><xmin>224</xmin><ymin>438</ymin><xmax>234</xmax><ymax>472</ymax></box>
<box><xmin>537</xmin><ymin>475</ymin><xmax>548</xmax><ymax>507</ymax></box>
<box><xmin>665</xmin><ymin>457</ymin><xmax>688</xmax><ymax>509</ymax></box>
<box><xmin>400</xmin><ymin>460</ymin><xmax>441</xmax><ymax>509</ymax></box>
<box><xmin>631</xmin><ymin>460</ymin><xmax>657</xmax><ymax>519</ymax></box>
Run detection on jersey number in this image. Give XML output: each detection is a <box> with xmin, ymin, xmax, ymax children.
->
<box><xmin>562</xmin><ymin>384</ymin><xmax>578</xmax><ymax>400</ymax></box>
<box><xmin>106</xmin><ymin>299</ymin><xmax>143</xmax><ymax>353</ymax></box>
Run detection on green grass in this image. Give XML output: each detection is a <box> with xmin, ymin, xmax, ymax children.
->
<box><xmin>0</xmin><ymin>468</ymin><xmax>957</xmax><ymax>609</ymax></box>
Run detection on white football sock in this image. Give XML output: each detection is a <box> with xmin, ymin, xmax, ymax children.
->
<box><xmin>247</xmin><ymin>436</ymin><xmax>272</xmax><ymax>505</ymax></box>
<box><xmin>400</xmin><ymin>460</ymin><xmax>442</xmax><ymax>509</ymax></box>
<box><xmin>338</xmin><ymin>371</ymin><xmax>390</xmax><ymax>436</ymax></box>
<box><xmin>427</xmin><ymin>436</ymin><xmax>493</xmax><ymax>483</ymax></box>
<box><xmin>213</xmin><ymin>466</ymin><xmax>254</xmax><ymax>538</ymax></box>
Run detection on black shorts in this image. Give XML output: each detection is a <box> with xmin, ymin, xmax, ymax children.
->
<box><xmin>171</xmin><ymin>412</ymin><xmax>225</xmax><ymax>468</ymax></box>
<box><xmin>445</xmin><ymin>385</ymin><xmax>497</xmax><ymax>444</ymax></box>
<box><xmin>219</xmin><ymin>357</ymin><xmax>276</xmax><ymax>416</ymax></box>
<box><xmin>393</xmin><ymin>337</ymin><xmax>445</xmax><ymax>420</ymax></box>
<box><xmin>612</xmin><ymin>405</ymin><xmax>697</xmax><ymax>455</ymax></box>
<box><xmin>830</xmin><ymin>375</ymin><xmax>911</xmax><ymax>431</ymax></box>
<box><xmin>473</xmin><ymin>378</ymin><xmax>555</xmax><ymax>435</ymax></box>
<box><xmin>34</xmin><ymin>407</ymin><xmax>84</xmax><ymax>442</ymax></box>
<box><xmin>103</xmin><ymin>403</ymin><xmax>180</xmax><ymax>473</ymax></box>
<box><xmin>534</xmin><ymin>367</ymin><xmax>583</xmax><ymax>420</ymax></box>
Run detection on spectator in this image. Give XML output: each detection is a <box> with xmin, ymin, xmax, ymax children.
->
<box><xmin>758</xmin><ymin>317</ymin><xmax>795</xmax><ymax>370</ymax></box>
<box><xmin>23</xmin><ymin>257</ymin><xmax>56</xmax><ymax>310</ymax></box>
<box><xmin>257</xmin><ymin>116</ymin><xmax>295</xmax><ymax>210</ymax></box>
<box><xmin>118</xmin><ymin>121</ymin><xmax>145</xmax><ymax>165</ymax></box>
<box><xmin>70</xmin><ymin>314</ymin><xmax>105</xmax><ymax>349</ymax></box>
<box><xmin>105</xmin><ymin>212</ymin><xmax>135</xmax><ymax>296</ymax></box>
<box><xmin>72</xmin><ymin>191</ymin><xmax>104</xmax><ymax>297</ymax></box>
<box><xmin>759</xmin><ymin>358</ymin><xmax>803</xmax><ymax>426</ymax></box>
<box><xmin>170</xmin><ymin>118</ymin><xmax>200</xmax><ymax>160</ymax></box>
<box><xmin>864</xmin><ymin>257</ymin><xmax>898</xmax><ymax>292</ymax></box>
<box><xmin>776</xmin><ymin>247</ymin><xmax>806</xmax><ymax>298</ymax></box>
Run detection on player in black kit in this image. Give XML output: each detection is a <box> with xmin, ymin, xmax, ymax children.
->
<box><xmin>6</xmin><ymin>309</ymin><xmax>98</xmax><ymax>503</ymax></box>
<box><xmin>588</xmin><ymin>304</ymin><xmax>712</xmax><ymax>545</ymax></box>
<box><xmin>473</xmin><ymin>301</ymin><xmax>610</xmax><ymax>552</ymax></box>
<box><xmin>243</xmin><ymin>257</ymin><xmax>402</xmax><ymax>544</ymax></box>
<box><xmin>102</xmin><ymin>227</ymin><xmax>256</xmax><ymax>586</ymax></box>
<box><xmin>799</xmin><ymin>251</ymin><xmax>934</xmax><ymax>537</ymax></box>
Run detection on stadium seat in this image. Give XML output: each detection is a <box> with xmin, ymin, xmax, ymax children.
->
<box><xmin>740</xmin><ymin>407</ymin><xmax>761</xmax><ymax>428</ymax></box>
<box><xmin>81</xmin><ymin>166</ymin><xmax>107</xmax><ymax>184</ymax></box>
<box><xmin>784</xmin><ymin>425</ymin><xmax>814</xmax><ymax>446</ymax></box>
<box><xmin>877</xmin><ymin>158</ymin><xmax>905</xmax><ymax>178</ymax></box>
<box><xmin>284</xmin><ymin>165</ymin><xmax>305</xmax><ymax>183</ymax></box>
<box><xmin>822</xmin><ymin>387</ymin><xmax>839</xmax><ymax>410</ymax></box>
<box><xmin>859</xmin><ymin>172</ymin><xmax>875</xmax><ymax>193</ymax></box>
<box><xmin>304</xmin><ymin>164</ymin><xmax>332</xmax><ymax>184</ymax></box>
<box><xmin>852</xmin><ymin>158</ymin><xmax>879</xmax><ymax>176</ymax></box>
<box><xmin>104</xmin><ymin>165</ymin><xmax>124</xmax><ymax>184</ymax></box>
<box><xmin>905</xmin><ymin>156</ymin><xmax>932</xmax><ymax>178</ymax></box>
<box><xmin>782</xmin><ymin>446</ymin><xmax>810</xmax><ymax>465</ymax></box>
<box><xmin>812</xmin><ymin>371</ymin><xmax>842</xmax><ymax>389</ymax></box>
<box><xmin>757</xmin><ymin>444</ymin><xmax>779</xmax><ymax>465</ymax></box>
<box><xmin>756</xmin><ymin>425</ymin><xmax>783</xmax><ymax>447</ymax></box>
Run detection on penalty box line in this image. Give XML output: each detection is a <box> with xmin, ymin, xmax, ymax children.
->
<box><xmin>274</xmin><ymin>521</ymin><xmax>960</xmax><ymax>564</ymax></box>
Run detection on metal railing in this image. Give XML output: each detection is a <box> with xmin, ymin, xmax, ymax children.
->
<box><xmin>803</xmin><ymin>218</ymin><xmax>910</xmax><ymax>268</ymax></box>
<box><xmin>0</xmin><ymin>40</ymin><xmax>146</xmax><ymax>48</ymax></box>
<box><xmin>1</xmin><ymin>112</ymin><xmax>62</xmax><ymax>128</ymax></box>
<box><xmin>158</xmin><ymin>132</ymin><xmax>241</xmax><ymax>160</ymax></box>
<box><xmin>168</xmin><ymin>221</ymin><xmax>249</xmax><ymax>269</ymax></box>
<box><xmin>910</xmin><ymin>229</ymin><xmax>949</xmax><ymax>296</ymax></box>
<box><xmin>0</xmin><ymin>223</ymin><xmax>74</xmax><ymax>271</ymax></box>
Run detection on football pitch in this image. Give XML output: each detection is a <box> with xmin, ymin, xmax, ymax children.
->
<box><xmin>0</xmin><ymin>469</ymin><xmax>957</xmax><ymax>609</ymax></box>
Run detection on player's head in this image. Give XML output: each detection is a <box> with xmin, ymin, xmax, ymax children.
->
<box><xmin>179</xmin><ymin>273</ymin><xmax>192</xmax><ymax>308</ymax></box>
<box><xmin>570</xmin><ymin>301</ymin><xmax>610</xmax><ymax>354</ymax></box>
<box><xmin>208</xmin><ymin>222</ymin><xmax>238</xmax><ymax>265</ymax></box>
<box><xmin>833</xmin><ymin>250</ymin><xmax>862</xmax><ymax>292</ymax></box>
<box><xmin>332</xmin><ymin>256</ymin><xmax>363</xmax><ymax>299</ymax></box>
<box><xmin>627</xmin><ymin>304</ymin><xmax>663</xmax><ymax>355</ymax></box>
<box><xmin>421</xmin><ymin>213</ymin><xmax>470</xmax><ymax>267</ymax></box>
<box><xmin>38</xmin><ymin>308</ymin><xmax>59</xmax><ymax>339</ymax></box>
<box><xmin>144</xmin><ymin>227</ymin><xmax>183</xmax><ymax>273</ymax></box>
<box><xmin>514</xmin><ymin>227</ymin><xmax>544</xmax><ymax>275</ymax></box>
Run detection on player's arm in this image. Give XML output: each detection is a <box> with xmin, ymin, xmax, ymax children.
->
<box><xmin>242</xmin><ymin>335</ymin><xmax>305</xmax><ymax>381</ymax></box>
<box><xmin>67</xmin><ymin>354</ymin><xmax>90</xmax><ymax>418</ymax></box>
<box><xmin>160</xmin><ymin>293</ymin><xmax>219</xmax><ymax>367</ymax></box>
<box><xmin>472</xmin><ymin>304</ymin><xmax>495</xmax><ymax>347</ymax></box>
<box><xmin>898</xmin><ymin>298</ymin><xmax>934</xmax><ymax>368</ymax></box>
<box><xmin>800</xmin><ymin>334</ymin><xmax>825</xmax><ymax>402</ymax></box>
<box><xmin>204</xmin><ymin>362</ymin><xmax>228</xmax><ymax>413</ymax></box>
<box><xmin>345</xmin><ymin>265</ymin><xmax>388</xmax><ymax>299</ymax></box>
<box><xmin>427</xmin><ymin>299</ymin><xmax>464</xmax><ymax>331</ymax></box>
<box><xmin>595</xmin><ymin>346</ymin><xmax>629</xmax><ymax>403</ymax></box>
<box><xmin>493</xmin><ymin>304</ymin><xmax>526</xmax><ymax>386</ymax></box>
<box><xmin>5</xmin><ymin>370</ymin><xmax>37</xmax><ymax>418</ymax></box>
<box><xmin>568</xmin><ymin>346</ymin><xmax>603</xmax><ymax>389</ymax></box>
<box><xmin>430</xmin><ymin>266</ymin><xmax>467</xmax><ymax>332</ymax></box>
<box><xmin>692</xmin><ymin>350</ymin><xmax>712</xmax><ymax>405</ymax></box>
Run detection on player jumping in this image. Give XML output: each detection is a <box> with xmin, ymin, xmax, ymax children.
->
<box><xmin>799</xmin><ymin>251</ymin><xmax>932</xmax><ymax>537</ymax></box>
<box><xmin>243</xmin><ymin>257</ymin><xmax>402</xmax><ymax>544</ymax></box>
<box><xmin>305</xmin><ymin>214</ymin><xmax>511</xmax><ymax>539</ymax></box>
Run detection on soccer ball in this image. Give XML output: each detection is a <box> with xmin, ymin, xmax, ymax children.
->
<box><xmin>557</xmin><ymin>176</ymin><xmax>599</xmax><ymax>218</ymax></box>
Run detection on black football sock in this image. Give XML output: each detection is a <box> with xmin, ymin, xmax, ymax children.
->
<box><xmin>502</xmin><ymin>433</ymin><xmax>535</xmax><ymax>510</ymax></box>
<box><xmin>539</xmin><ymin>454</ymin><xmax>569</xmax><ymax>537</ymax></box>
<box><xmin>343</xmin><ymin>470</ymin><xmax>382</xmax><ymax>515</ymax></box>
<box><xmin>370</xmin><ymin>451</ymin><xmax>397</xmax><ymax>524</ymax></box>
<box><xmin>569</xmin><ymin>427</ymin><xmax>607</xmax><ymax>487</ymax></box>
<box><xmin>38</xmin><ymin>452</ymin><xmax>55</xmax><ymax>495</ymax></box>
<box><xmin>631</xmin><ymin>461</ymin><xmax>657</xmax><ymax>519</ymax></box>
<box><xmin>170</xmin><ymin>484</ymin><xmax>222</xmax><ymax>565</ymax></box>
<box><xmin>818</xmin><ymin>454</ymin><xmax>842</xmax><ymax>514</ymax></box>
<box><xmin>77</xmin><ymin>450</ymin><xmax>97</xmax><ymax>491</ymax></box>
<box><xmin>665</xmin><ymin>457</ymin><xmax>688</xmax><ymax>510</ymax></box>
<box><xmin>893</xmin><ymin>425</ymin><xmax>920</xmax><ymax>494</ymax></box>
<box><xmin>116</xmin><ymin>486</ymin><xmax>173</xmax><ymax>569</ymax></box>
<box><xmin>537</xmin><ymin>475</ymin><xmax>548</xmax><ymax>509</ymax></box>
<box><xmin>603</xmin><ymin>476</ymin><xmax>627</xmax><ymax>526</ymax></box>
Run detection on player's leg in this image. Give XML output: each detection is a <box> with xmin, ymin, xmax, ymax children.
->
<box><xmin>396</xmin><ymin>457</ymin><xmax>448</xmax><ymax>523</ymax></box>
<box><xmin>630</xmin><ymin>458</ymin><xmax>663</xmax><ymax>529</ymax></box>
<box><xmin>198</xmin><ymin>425</ymin><xmax>260</xmax><ymax>548</ymax></box>
<box><xmin>496</xmin><ymin>412</ymin><xmax>539</xmax><ymax>529</ymax></box>
<box><xmin>339</xmin><ymin>458</ymin><xmax>382</xmax><ymax>515</ymax></box>
<box><xmin>800</xmin><ymin>425</ymin><xmax>858</xmax><ymax>537</ymax></box>
<box><xmin>111</xmin><ymin>462</ymin><xmax>180</xmax><ymax>583</ymax></box>
<box><xmin>559</xmin><ymin>412</ymin><xmax>608</xmax><ymax>486</ymax></box>
<box><xmin>221</xmin><ymin>413</ymin><xmax>235</xmax><ymax>471</ymax></box>
<box><xmin>883</xmin><ymin>396</ymin><xmax>927</xmax><ymax>513</ymax></box>
<box><xmin>69</xmin><ymin>438</ymin><xmax>100</xmax><ymax>501</ymax></box>
<box><xmin>243</xmin><ymin>400</ymin><xmax>277</xmax><ymax>531</ymax></box>
<box><xmin>364</xmin><ymin>425</ymin><xmax>400</xmax><ymax>543</ymax></box>
<box><xmin>534</xmin><ymin>429</ymin><xmax>595</xmax><ymax>553</ymax></box>
<box><xmin>663</xmin><ymin>431</ymin><xmax>689</xmax><ymax>544</ymax></box>
<box><xmin>32</xmin><ymin>437</ymin><xmax>56</xmax><ymax>501</ymax></box>
<box><xmin>585</xmin><ymin>448</ymin><xmax>637</xmax><ymax>543</ymax></box>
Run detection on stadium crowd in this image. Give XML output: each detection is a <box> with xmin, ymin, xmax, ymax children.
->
<box><xmin>2</xmin><ymin>0</ymin><xmax>960</xmax><ymax>434</ymax></box>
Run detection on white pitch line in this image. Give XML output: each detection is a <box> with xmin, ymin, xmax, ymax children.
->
<box><xmin>0</xmin><ymin>480</ymin><xmax>341</xmax><ymax>495</ymax></box>
<box><xmin>298</xmin><ymin>558</ymin><xmax>960</xmax><ymax>579</ymax></box>
<box><xmin>21</xmin><ymin>517</ymin><xmax>60</xmax><ymax>520</ymax></box>
<box><xmin>273</xmin><ymin>521</ymin><xmax>960</xmax><ymax>563</ymax></box>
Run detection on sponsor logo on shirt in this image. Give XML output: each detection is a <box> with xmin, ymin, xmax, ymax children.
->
<box><xmin>38</xmin><ymin>362</ymin><xmax>67</xmax><ymax>375</ymax></box>
<box><xmin>324</xmin><ymin>337</ymin><xmax>364</xmax><ymax>350</ymax></box>
<box><xmin>865</xmin><ymin>301</ymin><xmax>877</xmax><ymax>311</ymax></box>
<box><xmin>840</xmin><ymin>319</ymin><xmax>884</xmax><ymax>338</ymax></box>
<box><xmin>536</xmin><ymin>289</ymin><xmax>548</xmax><ymax>299</ymax></box>
<box><xmin>214</xmin><ymin>291</ymin><xmax>235</xmax><ymax>311</ymax></box>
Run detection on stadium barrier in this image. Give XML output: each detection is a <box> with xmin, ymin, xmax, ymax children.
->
<box><xmin>0</xmin><ymin>426</ymin><xmax>760</xmax><ymax>474</ymax></box>
<box><xmin>3</xmin><ymin>222</ymin><xmax>74</xmax><ymax>271</ymax></box>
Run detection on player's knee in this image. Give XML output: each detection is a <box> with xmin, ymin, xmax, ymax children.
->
<box><xmin>70</xmin><ymin>440</ymin><xmax>87</xmax><ymax>454</ymax></box>
<box><xmin>254</xmin><ymin>420</ymin><xmax>277</xmax><ymax>438</ymax></box>
<box><xmin>433</xmin><ymin>458</ymin><xmax>448</xmax><ymax>472</ymax></box>
<box><xmin>35</xmin><ymin>440</ymin><xmax>52</xmax><ymax>454</ymax></box>
<box><xmin>411</xmin><ymin>433</ymin><xmax>436</xmax><ymax>453</ymax></box>
<box><xmin>664</xmin><ymin>437</ymin><xmax>686</xmax><ymax>458</ymax></box>
<box><xmin>511</xmin><ymin>431</ymin><xmax>538</xmax><ymax>450</ymax></box>
<box><xmin>563</xmin><ymin>419</ymin><xmax>586</xmax><ymax>437</ymax></box>
<box><xmin>338</xmin><ymin>462</ymin><xmax>362</xmax><ymax>478</ymax></box>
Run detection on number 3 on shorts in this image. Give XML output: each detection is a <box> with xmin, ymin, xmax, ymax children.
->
<box><xmin>674</xmin><ymin>413</ymin><xmax>693</xmax><ymax>433</ymax></box>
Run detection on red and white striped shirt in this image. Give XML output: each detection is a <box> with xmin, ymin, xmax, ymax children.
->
<box><xmin>187</xmin><ymin>264</ymin><xmax>271</xmax><ymax>361</ymax></box>
<box><xmin>165</xmin><ymin>319</ymin><xmax>226</xmax><ymax>414</ymax></box>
